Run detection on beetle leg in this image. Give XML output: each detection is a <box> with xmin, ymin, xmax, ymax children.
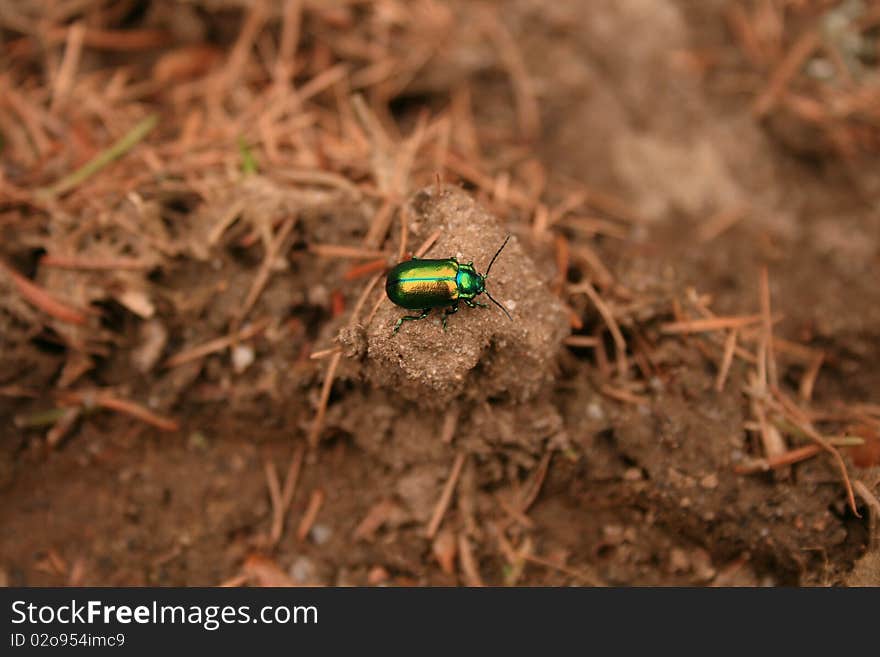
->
<box><xmin>393</xmin><ymin>308</ymin><xmax>432</xmax><ymax>333</ymax></box>
<box><xmin>464</xmin><ymin>299</ymin><xmax>489</xmax><ymax>309</ymax></box>
<box><xmin>441</xmin><ymin>303</ymin><xmax>459</xmax><ymax>330</ymax></box>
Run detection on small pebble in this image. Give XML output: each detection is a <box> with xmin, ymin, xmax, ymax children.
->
<box><xmin>289</xmin><ymin>556</ymin><xmax>319</xmax><ymax>584</ymax></box>
<box><xmin>308</xmin><ymin>284</ymin><xmax>329</xmax><ymax>307</ymax></box>
<box><xmin>310</xmin><ymin>523</ymin><xmax>333</xmax><ymax>545</ymax></box>
<box><xmin>623</xmin><ymin>467</ymin><xmax>643</xmax><ymax>481</ymax></box>
<box><xmin>232</xmin><ymin>344</ymin><xmax>255</xmax><ymax>373</ymax></box>
<box><xmin>603</xmin><ymin>525</ymin><xmax>626</xmax><ymax>545</ymax></box>
<box><xmin>367</xmin><ymin>566</ymin><xmax>390</xmax><ymax>585</ymax></box>
<box><xmin>700</xmin><ymin>473</ymin><xmax>719</xmax><ymax>489</ymax></box>
<box><xmin>691</xmin><ymin>549</ymin><xmax>717</xmax><ymax>582</ymax></box>
<box><xmin>669</xmin><ymin>548</ymin><xmax>690</xmax><ymax>573</ymax></box>
<box><xmin>586</xmin><ymin>401</ymin><xmax>605</xmax><ymax>420</ymax></box>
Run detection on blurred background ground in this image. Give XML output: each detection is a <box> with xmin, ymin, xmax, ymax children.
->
<box><xmin>1</xmin><ymin>0</ymin><xmax>879</xmax><ymax>586</ymax></box>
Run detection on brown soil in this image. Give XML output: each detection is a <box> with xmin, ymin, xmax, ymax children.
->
<box><xmin>1</xmin><ymin>0</ymin><xmax>879</xmax><ymax>587</ymax></box>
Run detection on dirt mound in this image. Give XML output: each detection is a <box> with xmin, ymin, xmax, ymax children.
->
<box><xmin>343</xmin><ymin>185</ymin><xmax>569</xmax><ymax>406</ymax></box>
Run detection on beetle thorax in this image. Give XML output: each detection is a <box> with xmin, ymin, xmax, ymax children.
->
<box><xmin>455</xmin><ymin>264</ymin><xmax>484</xmax><ymax>298</ymax></box>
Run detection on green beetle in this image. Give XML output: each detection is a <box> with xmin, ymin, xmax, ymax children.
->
<box><xmin>385</xmin><ymin>235</ymin><xmax>513</xmax><ymax>333</ymax></box>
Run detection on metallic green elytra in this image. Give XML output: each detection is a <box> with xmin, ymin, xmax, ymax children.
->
<box><xmin>385</xmin><ymin>235</ymin><xmax>513</xmax><ymax>333</ymax></box>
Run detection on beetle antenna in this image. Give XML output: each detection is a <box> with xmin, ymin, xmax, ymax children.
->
<box><xmin>484</xmin><ymin>234</ymin><xmax>511</xmax><ymax>279</ymax></box>
<box><xmin>485</xmin><ymin>290</ymin><xmax>513</xmax><ymax>321</ymax></box>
